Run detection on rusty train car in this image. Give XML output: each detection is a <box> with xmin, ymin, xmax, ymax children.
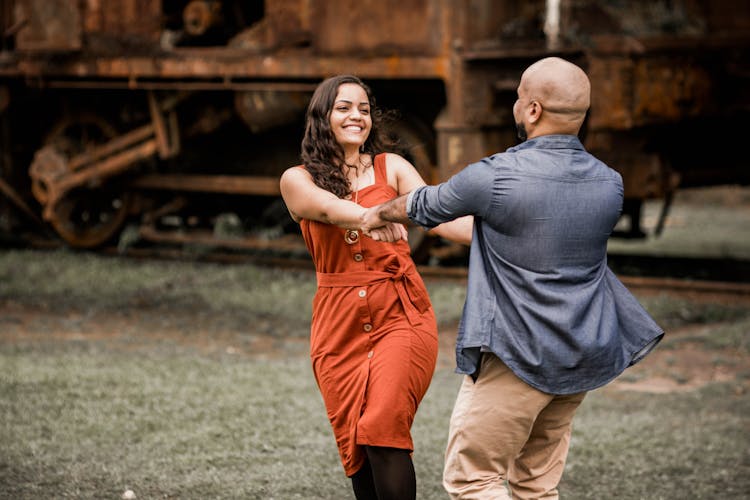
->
<box><xmin>0</xmin><ymin>0</ymin><xmax>748</xmax><ymax>259</ymax></box>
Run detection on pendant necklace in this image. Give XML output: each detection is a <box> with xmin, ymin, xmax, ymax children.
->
<box><xmin>345</xmin><ymin>157</ymin><xmax>369</xmax><ymax>245</ymax></box>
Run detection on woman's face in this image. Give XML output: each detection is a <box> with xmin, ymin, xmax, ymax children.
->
<box><xmin>329</xmin><ymin>83</ymin><xmax>372</xmax><ymax>151</ymax></box>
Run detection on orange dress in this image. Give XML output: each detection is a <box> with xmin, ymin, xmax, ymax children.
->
<box><xmin>299</xmin><ymin>153</ymin><xmax>438</xmax><ymax>477</ymax></box>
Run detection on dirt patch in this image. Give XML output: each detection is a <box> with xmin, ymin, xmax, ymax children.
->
<box><xmin>615</xmin><ymin>332</ymin><xmax>748</xmax><ymax>395</ymax></box>
<box><xmin>0</xmin><ymin>300</ymin><xmax>311</xmax><ymax>359</ymax></box>
<box><xmin>611</xmin><ymin>334</ymin><xmax>748</xmax><ymax>394</ymax></box>
<box><xmin>2</xmin><ymin>299</ymin><xmax>747</xmax><ymax>396</ymax></box>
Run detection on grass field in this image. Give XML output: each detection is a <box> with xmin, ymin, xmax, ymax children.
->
<box><xmin>1</xmin><ymin>249</ymin><xmax>749</xmax><ymax>499</ymax></box>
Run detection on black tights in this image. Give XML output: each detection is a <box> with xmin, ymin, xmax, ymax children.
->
<box><xmin>350</xmin><ymin>446</ymin><xmax>416</xmax><ymax>500</ymax></box>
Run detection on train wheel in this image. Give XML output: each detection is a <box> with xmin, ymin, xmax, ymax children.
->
<box><xmin>39</xmin><ymin>114</ymin><xmax>132</xmax><ymax>248</ymax></box>
<box><xmin>49</xmin><ymin>188</ymin><xmax>133</xmax><ymax>248</ymax></box>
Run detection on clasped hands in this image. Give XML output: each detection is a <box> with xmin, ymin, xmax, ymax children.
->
<box><xmin>360</xmin><ymin>205</ymin><xmax>407</xmax><ymax>243</ymax></box>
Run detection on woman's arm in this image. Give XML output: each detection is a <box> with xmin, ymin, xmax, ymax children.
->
<box><xmin>279</xmin><ymin>167</ymin><xmax>364</xmax><ymax>229</ymax></box>
<box><xmin>428</xmin><ymin>216</ymin><xmax>473</xmax><ymax>246</ymax></box>
<box><xmin>279</xmin><ymin>166</ymin><xmax>407</xmax><ymax>241</ymax></box>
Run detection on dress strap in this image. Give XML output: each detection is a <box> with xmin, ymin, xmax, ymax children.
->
<box><xmin>373</xmin><ymin>153</ymin><xmax>387</xmax><ymax>186</ymax></box>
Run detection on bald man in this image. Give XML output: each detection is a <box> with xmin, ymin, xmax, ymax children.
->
<box><xmin>361</xmin><ymin>57</ymin><xmax>663</xmax><ymax>499</ymax></box>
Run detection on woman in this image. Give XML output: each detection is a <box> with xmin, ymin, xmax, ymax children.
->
<box><xmin>280</xmin><ymin>75</ymin><xmax>471</xmax><ymax>499</ymax></box>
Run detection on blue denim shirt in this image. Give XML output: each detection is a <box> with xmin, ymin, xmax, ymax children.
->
<box><xmin>408</xmin><ymin>135</ymin><xmax>663</xmax><ymax>394</ymax></box>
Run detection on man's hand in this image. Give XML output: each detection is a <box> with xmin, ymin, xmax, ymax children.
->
<box><xmin>361</xmin><ymin>205</ymin><xmax>385</xmax><ymax>234</ymax></box>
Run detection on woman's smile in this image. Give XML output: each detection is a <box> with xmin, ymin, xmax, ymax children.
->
<box><xmin>330</xmin><ymin>83</ymin><xmax>372</xmax><ymax>151</ymax></box>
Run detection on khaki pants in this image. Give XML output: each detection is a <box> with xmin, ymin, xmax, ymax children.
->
<box><xmin>443</xmin><ymin>354</ymin><xmax>586</xmax><ymax>499</ymax></box>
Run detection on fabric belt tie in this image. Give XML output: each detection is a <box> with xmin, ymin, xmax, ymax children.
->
<box><xmin>316</xmin><ymin>256</ymin><xmax>430</xmax><ymax>325</ymax></box>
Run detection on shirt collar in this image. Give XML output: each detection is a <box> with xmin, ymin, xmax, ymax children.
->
<box><xmin>507</xmin><ymin>134</ymin><xmax>584</xmax><ymax>153</ymax></box>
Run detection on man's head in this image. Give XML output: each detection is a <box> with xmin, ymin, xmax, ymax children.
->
<box><xmin>513</xmin><ymin>57</ymin><xmax>590</xmax><ymax>141</ymax></box>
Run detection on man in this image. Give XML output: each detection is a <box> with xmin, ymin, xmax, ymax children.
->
<box><xmin>361</xmin><ymin>57</ymin><xmax>664</xmax><ymax>499</ymax></box>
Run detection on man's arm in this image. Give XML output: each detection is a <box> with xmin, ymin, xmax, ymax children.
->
<box><xmin>364</xmin><ymin>157</ymin><xmax>494</xmax><ymax>240</ymax></box>
<box><xmin>360</xmin><ymin>194</ymin><xmax>410</xmax><ymax>238</ymax></box>
<box><xmin>377</xmin><ymin>194</ymin><xmax>410</xmax><ymax>224</ymax></box>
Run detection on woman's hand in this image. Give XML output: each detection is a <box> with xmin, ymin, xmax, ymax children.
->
<box><xmin>364</xmin><ymin>221</ymin><xmax>408</xmax><ymax>242</ymax></box>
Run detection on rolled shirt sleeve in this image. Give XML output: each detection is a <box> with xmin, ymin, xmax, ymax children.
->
<box><xmin>407</xmin><ymin>159</ymin><xmax>495</xmax><ymax>228</ymax></box>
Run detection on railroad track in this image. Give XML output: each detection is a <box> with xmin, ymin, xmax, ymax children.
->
<box><xmin>418</xmin><ymin>263</ymin><xmax>750</xmax><ymax>301</ymax></box>
<box><xmin>101</xmin><ymin>244</ymin><xmax>750</xmax><ymax>300</ymax></box>
<box><xmin>12</xmin><ymin>236</ymin><xmax>750</xmax><ymax>299</ymax></box>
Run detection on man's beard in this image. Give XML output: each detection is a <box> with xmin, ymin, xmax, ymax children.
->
<box><xmin>516</xmin><ymin>122</ymin><xmax>527</xmax><ymax>141</ymax></box>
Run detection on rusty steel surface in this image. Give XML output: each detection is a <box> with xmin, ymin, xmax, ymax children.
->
<box><xmin>13</xmin><ymin>0</ymin><xmax>82</xmax><ymax>51</ymax></box>
<box><xmin>588</xmin><ymin>54</ymin><xmax>716</xmax><ymax>131</ymax></box>
<box><xmin>131</xmin><ymin>173</ymin><xmax>281</xmax><ymax>196</ymax></box>
<box><xmin>4</xmin><ymin>52</ymin><xmax>451</xmax><ymax>81</ymax></box>
<box><xmin>1</xmin><ymin>0</ymin><xmax>749</xmax><ymax>254</ymax></box>
<box><xmin>82</xmin><ymin>0</ymin><xmax>161</xmax><ymax>41</ymax></box>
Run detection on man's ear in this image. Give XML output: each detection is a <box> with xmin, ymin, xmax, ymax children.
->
<box><xmin>528</xmin><ymin>100</ymin><xmax>542</xmax><ymax>125</ymax></box>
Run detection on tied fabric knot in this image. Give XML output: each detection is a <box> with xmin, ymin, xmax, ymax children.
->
<box><xmin>315</xmin><ymin>255</ymin><xmax>431</xmax><ymax>326</ymax></box>
<box><xmin>383</xmin><ymin>255</ymin><xmax>431</xmax><ymax>317</ymax></box>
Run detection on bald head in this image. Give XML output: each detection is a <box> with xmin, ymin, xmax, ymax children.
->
<box><xmin>514</xmin><ymin>57</ymin><xmax>590</xmax><ymax>139</ymax></box>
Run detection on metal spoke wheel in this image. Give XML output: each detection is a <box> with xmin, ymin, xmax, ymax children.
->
<box><xmin>49</xmin><ymin>187</ymin><xmax>132</xmax><ymax>248</ymax></box>
<box><xmin>37</xmin><ymin>113</ymin><xmax>132</xmax><ymax>248</ymax></box>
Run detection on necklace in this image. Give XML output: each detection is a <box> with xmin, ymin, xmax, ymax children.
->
<box><xmin>345</xmin><ymin>156</ymin><xmax>370</xmax><ymax>245</ymax></box>
<box><xmin>348</xmin><ymin>156</ymin><xmax>372</xmax><ymax>205</ymax></box>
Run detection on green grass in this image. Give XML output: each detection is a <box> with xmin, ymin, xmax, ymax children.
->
<box><xmin>1</xmin><ymin>249</ymin><xmax>749</xmax><ymax>499</ymax></box>
<box><xmin>2</xmin><ymin>344</ymin><xmax>748</xmax><ymax>499</ymax></box>
<box><xmin>637</xmin><ymin>293</ymin><xmax>750</xmax><ymax>331</ymax></box>
<box><xmin>0</xmin><ymin>249</ymin><xmax>471</xmax><ymax>334</ymax></box>
<box><xmin>1</xmin><ymin>345</ymin><xmax>345</xmax><ymax>499</ymax></box>
<box><xmin>0</xmin><ymin>249</ymin><xmax>317</xmax><ymax>338</ymax></box>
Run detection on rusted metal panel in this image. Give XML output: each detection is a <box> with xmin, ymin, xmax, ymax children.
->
<box><xmin>82</xmin><ymin>0</ymin><xmax>162</xmax><ymax>43</ymax></box>
<box><xmin>459</xmin><ymin>0</ymin><xmax>546</xmax><ymax>49</ymax></box>
<box><xmin>585</xmin><ymin>130</ymin><xmax>680</xmax><ymax>200</ymax></box>
<box><xmin>0</xmin><ymin>85</ymin><xmax>8</xmax><ymax>113</ymax></box>
<box><xmin>183</xmin><ymin>0</ymin><xmax>223</xmax><ymax>37</ymax></box>
<box><xmin>700</xmin><ymin>0</ymin><xmax>750</xmax><ymax>33</ymax></box>
<box><xmin>234</xmin><ymin>90</ymin><xmax>309</xmax><ymax>134</ymax></box>
<box><xmin>588</xmin><ymin>55</ymin><xmax>716</xmax><ymax>130</ymax></box>
<box><xmin>312</xmin><ymin>0</ymin><xmax>441</xmax><ymax>55</ymax></box>
<box><xmin>1</xmin><ymin>0</ymin><xmax>15</xmax><ymax>38</ymax></box>
<box><xmin>1</xmin><ymin>0</ymin><xmax>749</xmax><ymax>249</ymax></box>
<box><xmin>559</xmin><ymin>0</ymin><xmax>708</xmax><ymax>40</ymax></box>
<box><xmin>229</xmin><ymin>0</ymin><xmax>312</xmax><ymax>52</ymax></box>
<box><xmin>631</xmin><ymin>57</ymin><xmax>714</xmax><ymax>124</ymax></box>
<box><xmin>12</xmin><ymin>52</ymin><xmax>449</xmax><ymax>81</ymax></box>
<box><xmin>14</xmin><ymin>0</ymin><xmax>82</xmax><ymax>51</ymax></box>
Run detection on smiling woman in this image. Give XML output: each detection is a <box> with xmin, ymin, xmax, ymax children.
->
<box><xmin>330</xmin><ymin>83</ymin><xmax>372</xmax><ymax>153</ymax></box>
<box><xmin>278</xmin><ymin>75</ymin><xmax>471</xmax><ymax>500</ymax></box>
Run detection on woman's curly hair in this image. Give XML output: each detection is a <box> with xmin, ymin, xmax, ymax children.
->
<box><xmin>301</xmin><ymin>75</ymin><xmax>393</xmax><ymax>198</ymax></box>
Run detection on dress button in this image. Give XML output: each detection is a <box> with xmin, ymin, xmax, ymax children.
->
<box><xmin>354</xmin><ymin>253</ymin><xmax>363</xmax><ymax>262</ymax></box>
<box><xmin>358</xmin><ymin>289</ymin><xmax>366</xmax><ymax>298</ymax></box>
<box><xmin>367</xmin><ymin>351</ymin><xmax>374</xmax><ymax>359</ymax></box>
<box><xmin>363</xmin><ymin>323</ymin><xmax>372</xmax><ymax>332</ymax></box>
